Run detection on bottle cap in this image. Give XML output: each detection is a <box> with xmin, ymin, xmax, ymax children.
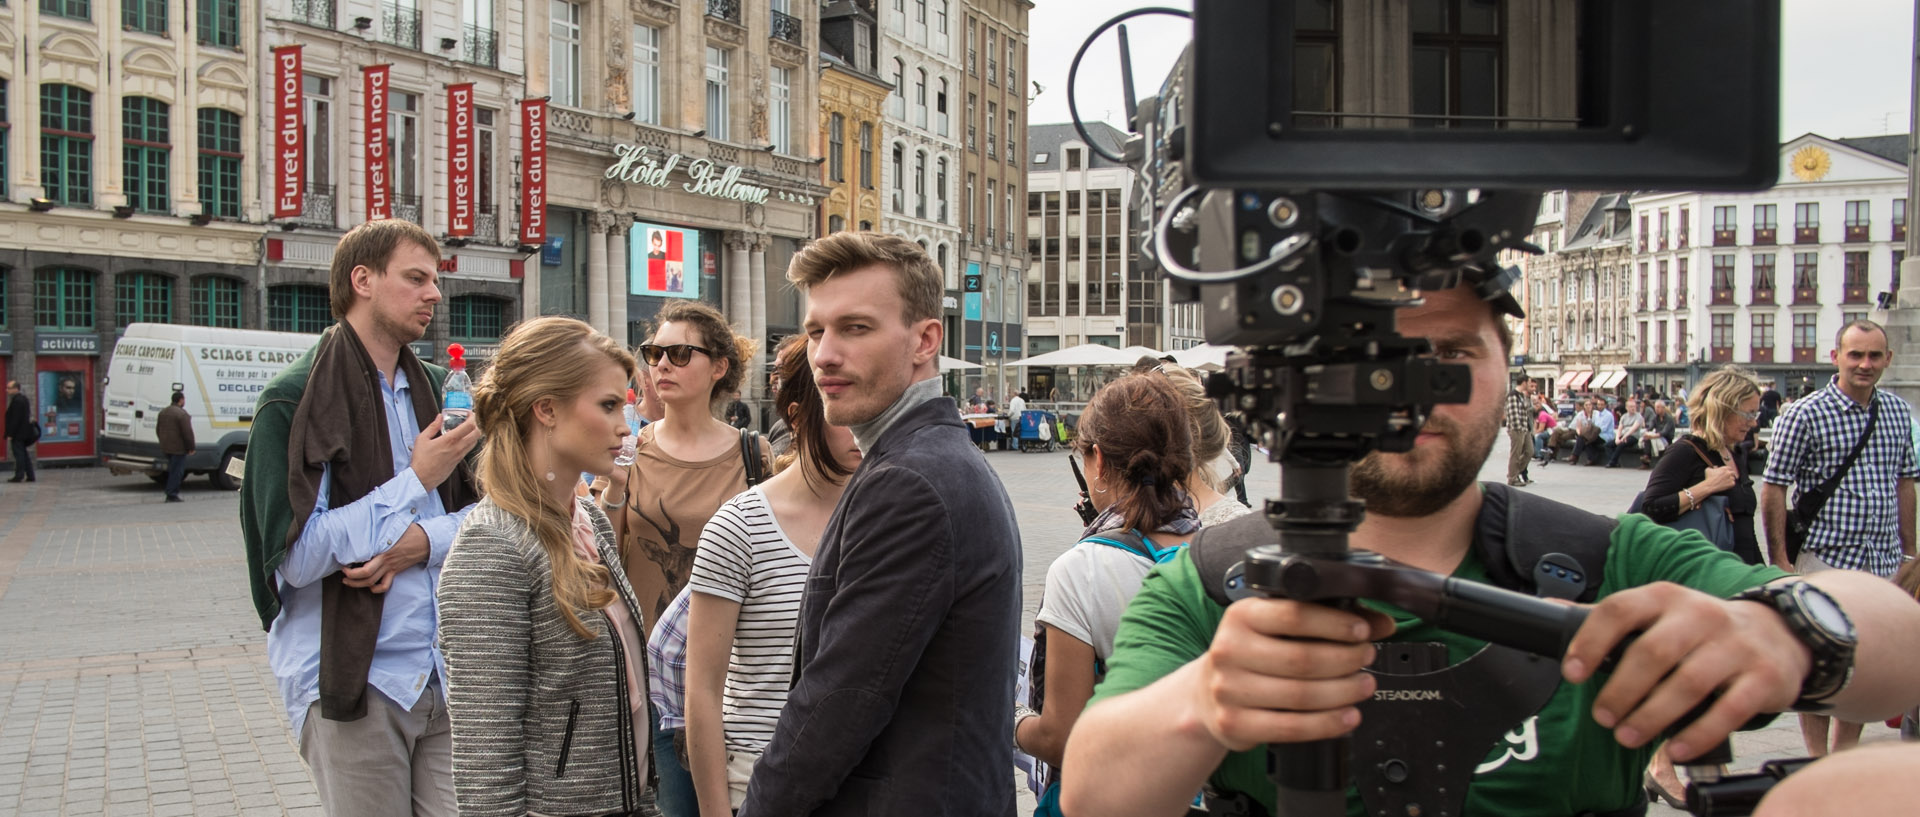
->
<box><xmin>447</xmin><ymin>343</ymin><xmax>466</xmax><ymax>368</ymax></box>
<box><xmin>627</xmin><ymin>388</ymin><xmax>637</xmax><ymax>404</ymax></box>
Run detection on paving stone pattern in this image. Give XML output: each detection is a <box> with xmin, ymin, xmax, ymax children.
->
<box><xmin>0</xmin><ymin>437</ymin><xmax>1901</xmax><ymax>816</ymax></box>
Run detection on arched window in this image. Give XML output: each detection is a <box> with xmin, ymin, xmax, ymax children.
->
<box><xmin>829</xmin><ymin>215</ymin><xmax>846</xmax><ymax>234</ymax></box>
<box><xmin>40</xmin><ymin>84</ymin><xmax>95</xmax><ymax>206</ymax></box>
<box><xmin>890</xmin><ymin>143</ymin><xmax>904</xmax><ymax>211</ymax></box>
<box><xmin>935</xmin><ymin>79</ymin><xmax>949</xmax><ymax>136</ymax></box>
<box><xmin>913</xmin><ymin>150</ymin><xmax>926</xmax><ymax>218</ymax></box>
<box><xmin>914</xmin><ymin>69</ymin><xmax>928</xmax><ymax>129</ymax></box>
<box><xmin>192</xmin><ymin>276</ymin><xmax>244</xmax><ymax>328</ymax></box>
<box><xmin>449</xmin><ymin>295</ymin><xmax>509</xmax><ymax>341</ymax></box>
<box><xmin>116</xmin><ymin>272</ymin><xmax>174</xmax><ymax>326</ymax></box>
<box><xmin>268</xmin><ymin>284</ymin><xmax>331</xmax><ymax>334</ymax></box>
<box><xmin>934</xmin><ymin>158</ymin><xmax>948</xmax><ymax>223</ymax></box>
<box><xmin>889</xmin><ymin>59</ymin><xmax>905</xmax><ymax>118</ymax></box>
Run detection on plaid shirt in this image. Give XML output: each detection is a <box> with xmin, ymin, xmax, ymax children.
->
<box><xmin>646</xmin><ymin>586</ymin><xmax>694</xmax><ymax>730</ymax></box>
<box><xmin>1762</xmin><ymin>376</ymin><xmax>1920</xmax><ymax>576</ymax></box>
<box><xmin>1504</xmin><ymin>389</ymin><xmax>1535</xmax><ymax>434</ymax></box>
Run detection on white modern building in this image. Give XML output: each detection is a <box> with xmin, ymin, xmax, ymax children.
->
<box><xmin>877</xmin><ymin>0</ymin><xmax>963</xmax><ymax>292</ymax></box>
<box><xmin>1630</xmin><ymin>134</ymin><xmax>1909</xmax><ymax>398</ymax></box>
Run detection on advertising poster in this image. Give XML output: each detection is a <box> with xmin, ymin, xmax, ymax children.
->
<box><xmin>272</xmin><ymin>45</ymin><xmax>304</xmax><ymax>219</ymax></box>
<box><xmin>629</xmin><ymin>221</ymin><xmax>702</xmax><ymax>299</ymax></box>
<box><xmin>519</xmin><ymin>99</ymin><xmax>548</xmax><ymax>243</ymax></box>
<box><xmin>364</xmin><ymin>65</ymin><xmax>391</xmax><ymax>221</ymax></box>
<box><xmin>38</xmin><ymin>371</ymin><xmax>86</xmax><ymax>445</ymax></box>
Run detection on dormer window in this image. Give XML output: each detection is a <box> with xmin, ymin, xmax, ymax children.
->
<box><xmin>1033</xmin><ymin>152</ymin><xmax>1050</xmax><ymax>165</ymax></box>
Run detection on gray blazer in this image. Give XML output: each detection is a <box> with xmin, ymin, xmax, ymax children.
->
<box><xmin>739</xmin><ymin>396</ymin><xmax>1023</xmax><ymax>817</ymax></box>
<box><xmin>438</xmin><ymin>496</ymin><xmax>650</xmax><ymax>817</ymax></box>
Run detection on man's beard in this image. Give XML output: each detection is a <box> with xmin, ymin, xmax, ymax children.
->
<box><xmin>1350</xmin><ymin>411</ymin><xmax>1500</xmax><ymax>518</ymax></box>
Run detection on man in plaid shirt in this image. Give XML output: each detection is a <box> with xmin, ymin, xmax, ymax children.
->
<box><xmin>1762</xmin><ymin>319</ymin><xmax>1919</xmax><ymax>757</ymax></box>
<box><xmin>1504</xmin><ymin>377</ymin><xmax>1536</xmax><ymax>486</ymax></box>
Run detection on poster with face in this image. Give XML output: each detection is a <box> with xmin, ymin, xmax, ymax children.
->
<box><xmin>630</xmin><ymin>222</ymin><xmax>702</xmax><ymax>299</ymax></box>
<box><xmin>38</xmin><ymin>371</ymin><xmax>85</xmax><ymax>444</ymax></box>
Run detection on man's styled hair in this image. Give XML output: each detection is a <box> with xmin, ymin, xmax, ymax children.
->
<box><xmin>1834</xmin><ymin>318</ymin><xmax>1889</xmax><ymax>351</ymax></box>
<box><xmin>329</xmin><ymin>220</ymin><xmax>442</xmax><ymax>320</ymax></box>
<box><xmin>786</xmin><ymin>232</ymin><xmax>942</xmax><ymax>325</ymax></box>
<box><xmin>171</xmin><ymin>391</ymin><xmax>186</xmax><ymax>405</ymax></box>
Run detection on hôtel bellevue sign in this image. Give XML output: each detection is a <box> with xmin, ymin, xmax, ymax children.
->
<box><xmin>604</xmin><ymin>144</ymin><xmax>773</xmax><ymax>205</ymax></box>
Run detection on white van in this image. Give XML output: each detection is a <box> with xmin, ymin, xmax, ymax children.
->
<box><xmin>100</xmin><ymin>323</ymin><xmax>320</xmax><ymax>489</ymax></box>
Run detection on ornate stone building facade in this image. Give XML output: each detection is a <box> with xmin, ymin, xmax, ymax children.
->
<box><xmin>1507</xmin><ymin>191</ymin><xmax>1636</xmax><ymax>399</ymax></box>
<box><xmin>819</xmin><ymin>3</ymin><xmax>890</xmax><ymax>241</ymax></box>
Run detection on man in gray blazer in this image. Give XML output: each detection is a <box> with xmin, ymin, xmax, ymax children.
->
<box><xmin>739</xmin><ymin>232</ymin><xmax>1021</xmax><ymax>816</ymax></box>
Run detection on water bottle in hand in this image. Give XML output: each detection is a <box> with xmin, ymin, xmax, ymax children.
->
<box><xmin>614</xmin><ymin>389</ymin><xmax>639</xmax><ymax>467</ymax></box>
<box><xmin>442</xmin><ymin>344</ymin><xmax>472</xmax><ymax>431</ymax></box>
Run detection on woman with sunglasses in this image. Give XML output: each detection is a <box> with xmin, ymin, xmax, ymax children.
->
<box><xmin>682</xmin><ymin>337</ymin><xmax>860</xmax><ymax>817</ymax></box>
<box><xmin>1634</xmin><ymin>365</ymin><xmax>1763</xmax><ymax>807</ymax></box>
<box><xmin>601</xmin><ymin>300</ymin><xmax>766</xmax><ymax>817</ymax></box>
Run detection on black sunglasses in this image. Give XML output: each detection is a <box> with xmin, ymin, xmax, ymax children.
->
<box><xmin>639</xmin><ymin>343</ymin><xmax>715</xmax><ymax>367</ymax></box>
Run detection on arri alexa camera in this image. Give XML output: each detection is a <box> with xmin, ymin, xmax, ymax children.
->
<box><xmin>1067</xmin><ymin>2</ymin><xmax>1789</xmax><ymax>816</ymax></box>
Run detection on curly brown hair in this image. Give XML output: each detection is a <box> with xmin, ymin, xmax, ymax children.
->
<box><xmin>645</xmin><ymin>300</ymin><xmax>757</xmax><ymax>404</ymax></box>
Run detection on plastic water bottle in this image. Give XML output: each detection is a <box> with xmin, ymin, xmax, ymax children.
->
<box><xmin>442</xmin><ymin>343</ymin><xmax>472</xmax><ymax>431</ymax></box>
<box><xmin>614</xmin><ymin>389</ymin><xmax>640</xmax><ymax>467</ymax></box>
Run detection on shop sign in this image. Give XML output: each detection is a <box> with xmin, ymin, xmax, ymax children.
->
<box><xmin>446</xmin><ymin>84</ymin><xmax>476</xmax><ymax>236</ymax></box>
<box><xmin>520</xmin><ymin>100</ymin><xmax>548</xmax><ymax>242</ymax></box>
<box><xmin>603</xmin><ymin>144</ymin><xmax>773</xmax><ymax>205</ymax></box>
<box><xmin>364</xmin><ymin>65</ymin><xmax>391</xmax><ymax>221</ymax></box>
<box><xmin>37</xmin><ymin>334</ymin><xmax>100</xmax><ymax>355</ymax></box>
<box><xmin>272</xmin><ymin>46</ymin><xmax>304</xmax><ymax>219</ymax></box>
<box><xmin>438</xmin><ymin>256</ymin><xmax>459</xmax><ymax>274</ymax></box>
<box><xmin>0</xmin><ymin>334</ymin><xmax>13</xmax><ymax>355</ymax></box>
<box><xmin>409</xmin><ymin>341</ymin><xmax>435</xmax><ymax>361</ymax></box>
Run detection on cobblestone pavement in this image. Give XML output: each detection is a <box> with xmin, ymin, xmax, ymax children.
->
<box><xmin>0</xmin><ymin>434</ymin><xmax>1904</xmax><ymax>816</ymax></box>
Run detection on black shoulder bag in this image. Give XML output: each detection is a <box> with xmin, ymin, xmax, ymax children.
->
<box><xmin>738</xmin><ymin>428</ymin><xmax>767</xmax><ymax>486</ymax></box>
<box><xmin>1784</xmin><ymin>397</ymin><xmax>1878</xmax><ymax>564</ymax></box>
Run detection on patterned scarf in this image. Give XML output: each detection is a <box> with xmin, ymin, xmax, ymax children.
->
<box><xmin>1081</xmin><ymin>487</ymin><xmax>1203</xmax><ymax>539</ymax></box>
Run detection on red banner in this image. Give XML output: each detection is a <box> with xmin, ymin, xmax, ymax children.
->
<box><xmin>365</xmin><ymin>65</ymin><xmax>391</xmax><ymax>221</ymax></box>
<box><xmin>519</xmin><ymin>99</ymin><xmax>547</xmax><ymax>244</ymax></box>
<box><xmin>446</xmin><ymin>84</ymin><xmax>475</xmax><ymax>236</ymax></box>
<box><xmin>272</xmin><ymin>46</ymin><xmax>304</xmax><ymax>219</ymax></box>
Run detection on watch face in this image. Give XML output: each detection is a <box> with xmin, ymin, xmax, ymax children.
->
<box><xmin>1798</xmin><ymin>585</ymin><xmax>1853</xmax><ymax>638</ymax></box>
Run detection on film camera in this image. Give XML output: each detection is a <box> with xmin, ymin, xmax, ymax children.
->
<box><xmin>1068</xmin><ymin>1</ymin><xmax>1795</xmax><ymax>814</ymax></box>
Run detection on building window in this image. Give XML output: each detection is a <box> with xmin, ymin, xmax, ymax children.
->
<box><xmin>890</xmin><ymin>59</ymin><xmax>906</xmax><ymax>119</ymax></box>
<box><xmin>476</xmin><ymin>108</ymin><xmax>496</xmax><ymax>226</ymax></box>
<box><xmin>1792</xmin><ymin>313</ymin><xmax>1817</xmax><ymax>354</ymax></box>
<box><xmin>197</xmin><ymin>0</ymin><xmax>240</xmax><ymax>47</ymax></box>
<box><xmin>1845</xmin><ymin>200</ymin><xmax>1870</xmax><ymax>241</ymax></box>
<box><xmin>1066</xmin><ymin>148</ymin><xmax>1081</xmax><ymax>170</ymax></box>
<box><xmin>1752</xmin><ymin>313</ymin><xmax>1773</xmax><ymax>350</ymax></box>
<box><xmin>1712</xmin><ymin>254</ymin><xmax>1734</xmax><ymax>290</ymax></box>
<box><xmin>1896</xmin><ymin>198</ymin><xmax>1908</xmax><ymax>236</ymax></box>
<box><xmin>1753</xmin><ymin>253</ymin><xmax>1775</xmax><ymax>290</ymax></box>
<box><xmin>828</xmin><ymin>214</ymin><xmax>844</xmax><ymax>233</ymax></box>
<box><xmin>1006</xmin><ymin>37</ymin><xmax>1018</xmax><ymax>88</ymax></box>
<box><xmin>986</xmin><ymin>102</ymin><xmax>996</xmax><ymax>158</ymax></box>
<box><xmin>858</xmin><ymin>122</ymin><xmax>873</xmax><ymax>188</ymax></box>
<box><xmin>854</xmin><ymin>21</ymin><xmax>872</xmax><ymax>72</ymax></box>
<box><xmin>116</xmin><ymin>272</ymin><xmax>173</xmax><ymax>326</ymax></box>
<box><xmin>986</xmin><ymin>178</ymin><xmax>996</xmax><ymax>238</ymax></box>
<box><xmin>705</xmin><ymin>46</ymin><xmax>731</xmax><ymax>141</ymax></box>
<box><xmin>1006</xmin><ymin>111</ymin><xmax>1017</xmax><ymax>165</ymax></box>
<box><xmin>1006</xmin><ymin>186</ymin><xmax>1015</xmax><ymax>244</ymax></box>
<box><xmin>269</xmin><ymin>284</ymin><xmax>331</xmax><ymax>334</ymax></box>
<box><xmin>913</xmin><ymin>150</ymin><xmax>926</xmax><ymax>218</ymax></box>
<box><xmin>632</xmin><ymin>24</ymin><xmax>661</xmax><ymax>125</ymax></box>
<box><xmin>124</xmin><ymin>0</ymin><xmax>167</xmax><ymax>34</ymax></box>
<box><xmin>550</xmin><ymin>1</ymin><xmax>582</xmax><ymax>107</ymax></box>
<box><xmin>40</xmin><ymin>84</ymin><xmax>95</xmax><ymax>207</ymax></box>
<box><xmin>0</xmin><ymin>80</ymin><xmax>10</xmax><ymax>200</ymax></box>
<box><xmin>191</xmin><ymin>276</ymin><xmax>242</xmax><ymax>328</ymax></box>
<box><xmin>1710</xmin><ymin>313</ymin><xmax>1732</xmax><ymax>349</ymax></box>
<box><xmin>1794</xmin><ymin>201</ymin><xmax>1819</xmax><ymax>230</ymax></box>
<box><xmin>914</xmin><ymin>69</ymin><xmax>927</xmax><ymax>129</ymax></box>
<box><xmin>304</xmin><ymin>75</ymin><xmax>332</xmax><ymax>188</ymax></box>
<box><xmin>449</xmin><ymin>295</ymin><xmax>507</xmax><ymax>340</ymax></box>
<box><xmin>1793</xmin><ymin>252</ymin><xmax>1818</xmax><ymax>288</ymax></box>
<box><xmin>1754</xmin><ymin>203</ymin><xmax>1777</xmax><ymax>230</ymax></box>
<box><xmin>1845</xmin><ymin>250</ymin><xmax>1869</xmax><ymax>286</ymax></box>
<box><xmin>35</xmin><ymin>267</ymin><xmax>96</xmax><ymax>330</ymax></box>
<box><xmin>935</xmin><ymin>80</ymin><xmax>949</xmax><ymax>137</ymax></box>
<box><xmin>966</xmin><ymin>93</ymin><xmax>976</xmax><ymax>152</ymax></box>
<box><xmin>827</xmin><ymin>114</ymin><xmax>844</xmax><ymax>182</ymax></box>
<box><xmin>1409</xmin><ymin>0</ymin><xmax>1503</xmax><ymax>129</ymax></box>
<box><xmin>386</xmin><ymin>93</ymin><xmax>419</xmax><ymax>217</ymax></box>
<box><xmin>966</xmin><ymin>172</ymin><xmax>976</xmax><ymax>237</ymax></box>
<box><xmin>40</xmin><ymin>0</ymin><xmax>91</xmax><ymax>20</ymax></box>
<box><xmin>770</xmin><ymin>66</ymin><xmax>791</xmax><ymax>154</ymax></box>
<box><xmin>122</xmin><ymin>97</ymin><xmax>170</xmax><ymax>214</ymax></box>
<box><xmin>891</xmin><ymin>143</ymin><xmax>904</xmax><ymax>211</ymax></box>
<box><xmin>986</xmin><ymin>28</ymin><xmax>998</xmax><ymax>85</ymax></box>
<box><xmin>197</xmin><ymin>108</ymin><xmax>242</xmax><ymax>219</ymax></box>
<box><xmin>935</xmin><ymin>157</ymin><xmax>947</xmax><ymax>223</ymax></box>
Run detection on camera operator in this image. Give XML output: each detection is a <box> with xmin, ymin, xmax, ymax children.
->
<box><xmin>1060</xmin><ymin>279</ymin><xmax>1920</xmax><ymax>816</ymax></box>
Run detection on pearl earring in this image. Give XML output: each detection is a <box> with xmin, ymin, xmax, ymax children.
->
<box><xmin>544</xmin><ymin>427</ymin><xmax>557</xmax><ymax>481</ymax></box>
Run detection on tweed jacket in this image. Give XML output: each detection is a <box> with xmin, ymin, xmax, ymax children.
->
<box><xmin>438</xmin><ymin>496</ymin><xmax>651</xmax><ymax>817</ymax></box>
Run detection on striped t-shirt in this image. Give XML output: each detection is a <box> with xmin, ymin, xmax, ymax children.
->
<box><xmin>686</xmin><ymin>487</ymin><xmax>813</xmax><ymax>754</ymax></box>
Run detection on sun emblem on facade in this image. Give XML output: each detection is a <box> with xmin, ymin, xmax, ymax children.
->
<box><xmin>1790</xmin><ymin>145</ymin><xmax>1832</xmax><ymax>182</ymax></box>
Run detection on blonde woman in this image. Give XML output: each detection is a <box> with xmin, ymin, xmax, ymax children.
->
<box><xmin>683</xmin><ymin>338</ymin><xmax>863</xmax><ymax>815</ymax></box>
<box><xmin>1144</xmin><ymin>360</ymin><xmax>1251</xmax><ymax>525</ymax></box>
<box><xmin>437</xmin><ymin>317</ymin><xmax>650</xmax><ymax>817</ymax></box>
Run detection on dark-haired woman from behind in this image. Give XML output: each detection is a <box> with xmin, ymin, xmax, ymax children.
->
<box><xmin>436</xmin><ymin>316</ymin><xmax>650</xmax><ymax>817</ymax></box>
<box><xmin>1016</xmin><ymin>373</ymin><xmax>1198</xmax><ymax>810</ymax></box>
<box><xmin>683</xmin><ymin>337</ymin><xmax>863</xmax><ymax>816</ymax></box>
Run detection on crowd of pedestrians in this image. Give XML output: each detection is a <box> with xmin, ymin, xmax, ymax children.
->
<box><xmin>238</xmin><ymin>221</ymin><xmax>1920</xmax><ymax>817</ymax></box>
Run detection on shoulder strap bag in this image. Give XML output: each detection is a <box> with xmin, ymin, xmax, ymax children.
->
<box><xmin>738</xmin><ymin>428</ymin><xmax>766</xmax><ymax>487</ymax></box>
<box><xmin>1784</xmin><ymin>397</ymin><xmax>1878</xmax><ymax>563</ymax></box>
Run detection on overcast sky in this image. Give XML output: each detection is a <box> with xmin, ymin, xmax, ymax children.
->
<box><xmin>1026</xmin><ymin>0</ymin><xmax>1916</xmax><ymax>143</ymax></box>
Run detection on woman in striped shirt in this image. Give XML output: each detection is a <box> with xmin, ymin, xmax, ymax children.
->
<box><xmin>683</xmin><ymin>337</ymin><xmax>862</xmax><ymax>815</ymax></box>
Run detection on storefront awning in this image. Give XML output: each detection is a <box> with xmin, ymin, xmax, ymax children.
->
<box><xmin>1524</xmin><ymin>365</ymin><xmax>1559</xmax><ymax>379</ymax></box>
<box><xmin>1590</xmin><ymin>369</ymin><xmax>1627</xmax><ymax>390</ymax></box>
<box><xmin>1555</xmin><ymin>370</ymin><xmax>1580</xmax><ymax>388</ymax></box>
<box><xmin>1566</xmin><ymin>370</ymin><xmax>1596</xmax><ymax>391</ymax></box>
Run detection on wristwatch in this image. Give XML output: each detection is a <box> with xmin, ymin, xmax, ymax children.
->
<box><xmin>1730</xmin><ymin>581</ymin><xmax>1857</xmax><ymax>711</ymax></box>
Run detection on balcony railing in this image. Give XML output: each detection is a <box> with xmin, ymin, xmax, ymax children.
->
<box><xmin>1793</xmin><ymin>283</ymin><xmax>1818</xmax><ymax>305</ymax></box>
<box><xmin>1754</xmin><ymin>227</ymin><xmax>1776</xmax><ymax>245</ymax></box>
<box><xmin>293</xmin><ymin>183</ymin><xmax>336</xmax><ymax>229</ymax></box>
<box><xmin>1794</xmin><ymin>226</ymin><xmax>1820</xmax><ymax>244</ymax></box>
<box><xmin>1711</xmin><ymin>288</ymin><xmax>1735</xmax><ymax>305</ymax></box>
<box><xmin>1710</xmin><ymin>346</ymin><xmax>1732</xmax><ymax>363</ymax></box>
<box><xmin>1844</xmin><ymin>283</ymin><xmax>1870</xmax><ymax>304</ymax></box>
<box><xmin>1676</xmin><ymin>230</ymin><xmax>1689</xmax><ymax>249</ymax></box>
<box><xmin>462</xmin><ymin>25</ymin><xmax>498</xmax><ymax>68</ymax></box>
<box><xmin>393</xmin><ymin>193</ymin><xmax>423</xmax><ymax>225</ymax></box>
<box><xmin>706</xmin><ymin>0</ymin><xmax>740</xmax><ymax>24</ymax></box>
<box><xmin>771</xmin><ymin>9</ymin><xmax>801</xmax><ymax>42</ymax></box>
<box><xmin>1752</xmin><ymin>287</ymin><xmax>1775</xmax><ymax>305</ymax></box>
<box><xmin>1897</xmin><ymin>222</ymin><xmax>1908</xmax><ymax>241</ymax></box>
<box><xmin>1845</xmin><ymin>224</ymin><xmax>1870</xmax><ymax>243</ymax></box>
<box><xmin>1657</xmin><ymin>292</ymin><xmax>1667</xmax><ymax>310</ymax></box>
<box><xmin>380</xmin><ymin>1</ymin><xmax>420</xmax><ymax>49</ymax></box>
<box><xmin>1793</xmin><ymin>345</ymin><xmax>1818</xmax><ymax>363</ymax></box>
<box><xmin>1713</xmin><ymin>228</ymin><xmax>1736</xmax><ymax>246</ymax></box>
<box><xmin>1751</xmin><ymin>346</ymin><xmax>1773</xmax><ymax>363</ymax></box>
<box><xmin>473</xmin><ymin>204</ymin><xmax>499</xmax><ymax>243</ymax></box>
<box><xmin>292</xmin><ymin>0</ymin><xmax>334</xmax><ymax>27</ymax></box>
<box><xmin>1676</xmin><ymin>290</ymin><xmax>1688</xmax><ymax>309</ymax></box>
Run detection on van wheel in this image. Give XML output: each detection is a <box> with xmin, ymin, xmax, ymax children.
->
<box><xmin>210</xmin><ymin>450</ymin><xmax>240</xmax><ymax>492</ymax></box>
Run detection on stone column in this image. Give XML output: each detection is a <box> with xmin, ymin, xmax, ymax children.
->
<box><xmin>748</xmin><ymin>234</ymin><xmax>770</xmax><ymax>427</ymax></box>
<box><xmin>725</xmin><ymin>231</ymin><xmax>753</xmax><ymax>366</ymax></box>
<box><xmin>587</xmin><ymin>213</ymin><xmax>612</xmax><ymax>333</ymax></box>
<box><xmin>607</xmin><ymin>216</ymin><xmax>630</xmax><ymax>346</ymax></box>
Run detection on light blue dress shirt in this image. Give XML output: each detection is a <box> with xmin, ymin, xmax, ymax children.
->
<box><xmin>1593</xmin><ymin>408</ymin><xmax>1616</xmax><ymax>443</ymax></box>
<box><xmin>266</xmin><ymin>366</ymin><xmax>473</xmax><ymax>738</ymax></box>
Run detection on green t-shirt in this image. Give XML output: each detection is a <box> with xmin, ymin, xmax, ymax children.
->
<box><xmin>1088</xmin><ymin>512</ymin><xmax>1789</xmax><ymax>816</ymax></box>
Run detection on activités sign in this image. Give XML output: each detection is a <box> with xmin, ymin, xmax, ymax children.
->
<box><xmin>603</xmin><ymin>144</ymin><xmax>772</xmax><ymax>205</ymax></box>
<box><xmin>447</xmin><ymin>84</ymin><xmax>475</xmax><ymax>236</ymax></box>
<box><xmin>272</xmin><ymin>46</ymin><xmax>304</xmax><ymax>219</ymax></box>
<box><xmin>365</xmin><ymin>65</ymin><xmax>391</xmax><ymax>221</ymax></box>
